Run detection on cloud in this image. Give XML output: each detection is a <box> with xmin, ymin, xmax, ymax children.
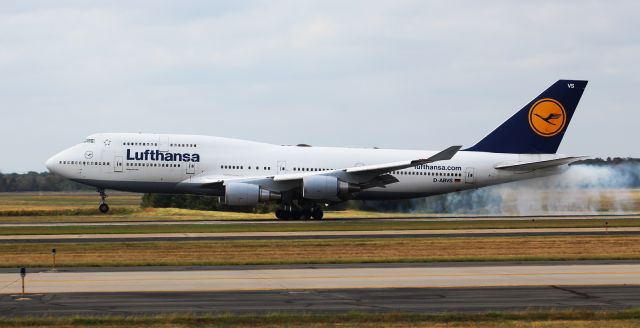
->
<box><xmin>0</xmin><ymin>1</ymin><xmax>639</xmax><ymax>172</ymax></box>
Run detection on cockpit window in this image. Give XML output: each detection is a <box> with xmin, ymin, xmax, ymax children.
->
<box><xmin>84</xmin><ymin>138</ymin><xmax>95</xmax><ymax>143</ymax></box>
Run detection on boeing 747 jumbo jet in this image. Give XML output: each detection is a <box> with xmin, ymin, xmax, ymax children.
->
<box><xmin>46</xmin><ymin>80</ymin><xmax>587</xmax><ymax>219</ymax></box>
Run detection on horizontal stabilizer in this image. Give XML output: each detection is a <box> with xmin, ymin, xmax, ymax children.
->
<box><xmin>495</xmin><ymin>156</ymin><xmax>587</xmax><ymax>171</ymax></box>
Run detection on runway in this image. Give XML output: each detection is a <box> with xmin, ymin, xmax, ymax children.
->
<box><xmin>2</xmin><ymin>227</ymin><xmax>639</xmax><ymax>243</ymax></box>
<box><xmin>3</xmin><ymin>286</ymin><xmax>639</xmax><ymax>315</ymax></box>
<box><xmin>1</xmin><ymin>262</ymin><xmax>639</xmax><ymax>315</ymax></box>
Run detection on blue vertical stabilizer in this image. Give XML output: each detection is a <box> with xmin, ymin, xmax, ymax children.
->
<box><xmin>465</xmin><ymin>80</ymin><xmax>587</xmax><ymax>154</ymax></box>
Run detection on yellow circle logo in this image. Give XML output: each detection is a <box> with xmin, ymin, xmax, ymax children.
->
<box><xmin>528</xmin><ymin>98</ymin><xmax>566</xmax><ymax>137</ymax></box>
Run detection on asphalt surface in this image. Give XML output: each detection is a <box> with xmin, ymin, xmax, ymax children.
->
<box><xmin>3</xmin><ymin>286</ymin><xmax>639</xmax><ymax>316</ymax></box>
<box><xmin>1</xmin><ymin>212</ymin><xmax>638</xmax><ymax>316</ymax></box>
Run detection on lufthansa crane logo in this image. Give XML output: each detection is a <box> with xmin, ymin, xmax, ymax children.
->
<box><xmin>528</xmin><ymin>98</ymin><xmax>566</xmax><ymax>137</ymax></box>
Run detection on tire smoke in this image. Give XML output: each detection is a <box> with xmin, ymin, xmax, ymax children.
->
<box><xmin>363</xmin><ymin>164</ymin><xmax>640</xmax><ymax>215</ymax></box>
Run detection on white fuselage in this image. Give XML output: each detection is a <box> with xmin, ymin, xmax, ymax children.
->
<box><xmin>45</xmin><ymin>133</ymin><xmax>567</xmax><ymax>200</ymax></box>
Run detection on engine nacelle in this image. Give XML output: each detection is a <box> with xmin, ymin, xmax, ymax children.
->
<box><xmin>302</xmin><ymin>176</ymin><xmax>360</xmax><ymax>201</ymax></box>
<box><xmin>224</xmin><ymin>183</ymin><xmax>281</xmax><ymax>206</ymax></box>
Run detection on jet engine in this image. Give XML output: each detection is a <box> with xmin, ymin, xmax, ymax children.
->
<box><xmin>224</xmin><ymin>183</ymin><xmax>281</xmax><ymax>206</ymax></box>
<box><xmin>302</xmin><ymin>176</ymin><xmax>360</xmax><ymax>201</ymax></box>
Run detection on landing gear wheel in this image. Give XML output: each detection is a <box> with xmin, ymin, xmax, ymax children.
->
<box><xmin>290</xmin><ymin>209</ymin><xmax>302</xmax><ymax>220</ymax></box>
<box><xmin>97</xmin><ymin>187</ymin><xmax>109</xmax><ymax>214</ymax></box>
<box><xmin>99</xmin><ymin>203</ymin><xmax>110</xmax><ymax>214</ymax></box>
<box><xmin>275</xmin><ymin>209</ymin><xmax>289</xmax><ymax>220</ymax></box>
<box><xmin>311</xmin><ymin>207</ymin><xmax>324</xmax><ymax>220</ymax></box>
<box><xmin>300</xmin><ymin>208</ymin><xmax>312</xmax><ymax>220</ymax></box>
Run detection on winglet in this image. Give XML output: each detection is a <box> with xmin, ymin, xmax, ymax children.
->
<box><xmin>412</xmin><ymin>145</ymin><xmax>462</xmax><ymax>165</ymax></box>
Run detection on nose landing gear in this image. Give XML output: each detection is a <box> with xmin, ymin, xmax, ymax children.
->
<box><xmin>97</xmin><ymin>188</ymin><xmax>109</xmax><ymax>214</ymax></box>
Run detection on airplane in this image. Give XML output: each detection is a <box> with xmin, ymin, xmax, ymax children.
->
<box><xmin>45</xmin><ymin>80</ymin><xmax>587</xmax><ymax>219</ymax></box>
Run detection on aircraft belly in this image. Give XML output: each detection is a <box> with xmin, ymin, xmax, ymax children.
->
<box><xmin>71</xmin><ymin>179</ymin><xmax>184</xmax><ymax>194</ymax></box>
<box><xmin>355</xmin><ymin>179</ymin><xmax>463</xmax><ymax>200</ymax></box>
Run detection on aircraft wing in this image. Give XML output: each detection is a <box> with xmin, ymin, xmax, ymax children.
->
<box><xmin>179</xmin><ymin>145</ymin><xmax>462</xmax><ymax>192</ymax></box>
<box><xmin>273</xmin><ymin>145</ymin><xmax>462</xmax><ymax>183</ymax></box>
<box><xmin>494</xmin><ymin>156</ymin><xmax>587</xmax><ymax>171</ymax></box>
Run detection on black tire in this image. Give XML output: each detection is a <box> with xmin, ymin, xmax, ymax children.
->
<box><xmin>301</xmin><ymin>208</ymin><xmax>311</xmax><ymax>220</ymax></box>
<box><xmin>98</xmin><ymin>203</ymin><xmax>109</xmax><ymax>214</ymax></box>
<box><xmin>290</xmin><ymin>209</ymin><xmax>302</xmax><ymax>220</ymax></box>
<box><xmin>312</xmin><ymin>208</ymin><xmax>324</xmax><ymax>220</ymax></box>
<box><xmin>275</xmin><ymin>209</ymin><xmax>287</xmax><ymax>220</ymax></box>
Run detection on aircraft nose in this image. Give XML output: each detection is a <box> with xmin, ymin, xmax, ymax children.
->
<box><xmin>45</xmin><ymin>154</ymin><xmax>59</xmax><ymax>174</ymax></box>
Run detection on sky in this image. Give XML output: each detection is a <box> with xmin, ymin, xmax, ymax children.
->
<box><xmin>1</xmin><ymin>0</ymin><xmax>639</xmax><ymax>173</ymax></box>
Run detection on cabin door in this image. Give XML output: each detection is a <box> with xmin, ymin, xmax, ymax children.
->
<box><xmin>114</xmin><ymin>156</ymin><xmax>123</xmax><ymax>173</ymax></box>
<box><xmin>465</xmin><ymin>168</ymin><xmax>475</xmax><ymax>184</ymax></box>
<box><xmin>277</xmin><ymin>161</ymin><xmax>287</xmax><ymax>175</ymax></box>
<box><xmin>158</xmin><ymin>136</ymin><xmax>169</xmax><ymax>152</ymax></box>
<box><xmin>186</xmin><ymin>162</ymin><xmax>196</xmax><ymax>174</ymax></box>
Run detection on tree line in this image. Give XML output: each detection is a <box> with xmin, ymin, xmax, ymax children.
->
<box><xmin>0</xmin><ymin>171</ymin><xmax>93</xmax><ymax>192</ymax></box>
<box><xmin>140</xmin><ymin>194</ymin><xmax>276</xmax><ymax>213</ymax></box>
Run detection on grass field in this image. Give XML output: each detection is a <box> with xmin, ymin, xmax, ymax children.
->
<box><xmin>2</xmin><ymin>192</ymin><xmax>640</xmax><ymax>324</ymax></box>
<box><xmin>1</xmin><ymin>310</ymin><xmax>640</xmax><ymax>328</ymax></box>
<box><xmin>2</xmin><ymin>192</ymin><xmax>640</xmax><ymax>267</ymax></box>
<box><xmin>0</xmin><ymin>192</ymin><xmax>140</xmax><ymax>210</ymax></box>
<box><xmin>1</xmin><ymin>190</ymin><xmax>639</xmax><ymax>223</ymax></box>
<box><xmin>3</xmin><ymin>235</ymin><xmax>639</xmax><ymax>267</ymax></box>
<box><xmin>0</xmin><ymin>192</ymin><xmax>424</xmax><ymax>221</ymax></box>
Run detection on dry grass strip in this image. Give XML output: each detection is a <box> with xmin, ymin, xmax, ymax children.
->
<box><xmin>2</xmin><ymin>236</ymin><xmax>640</xmax><ymax>267</ymax></box>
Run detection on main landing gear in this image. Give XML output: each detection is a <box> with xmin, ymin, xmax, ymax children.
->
<box><xmin>97</xmin><ymin>187</ymin><xmax>109</xmax><ymax>214</ymax></box>
<box><xmin>275</xmin><ymin>205</ymin><xmax>324</xmax><ymax>220</ymax></box>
